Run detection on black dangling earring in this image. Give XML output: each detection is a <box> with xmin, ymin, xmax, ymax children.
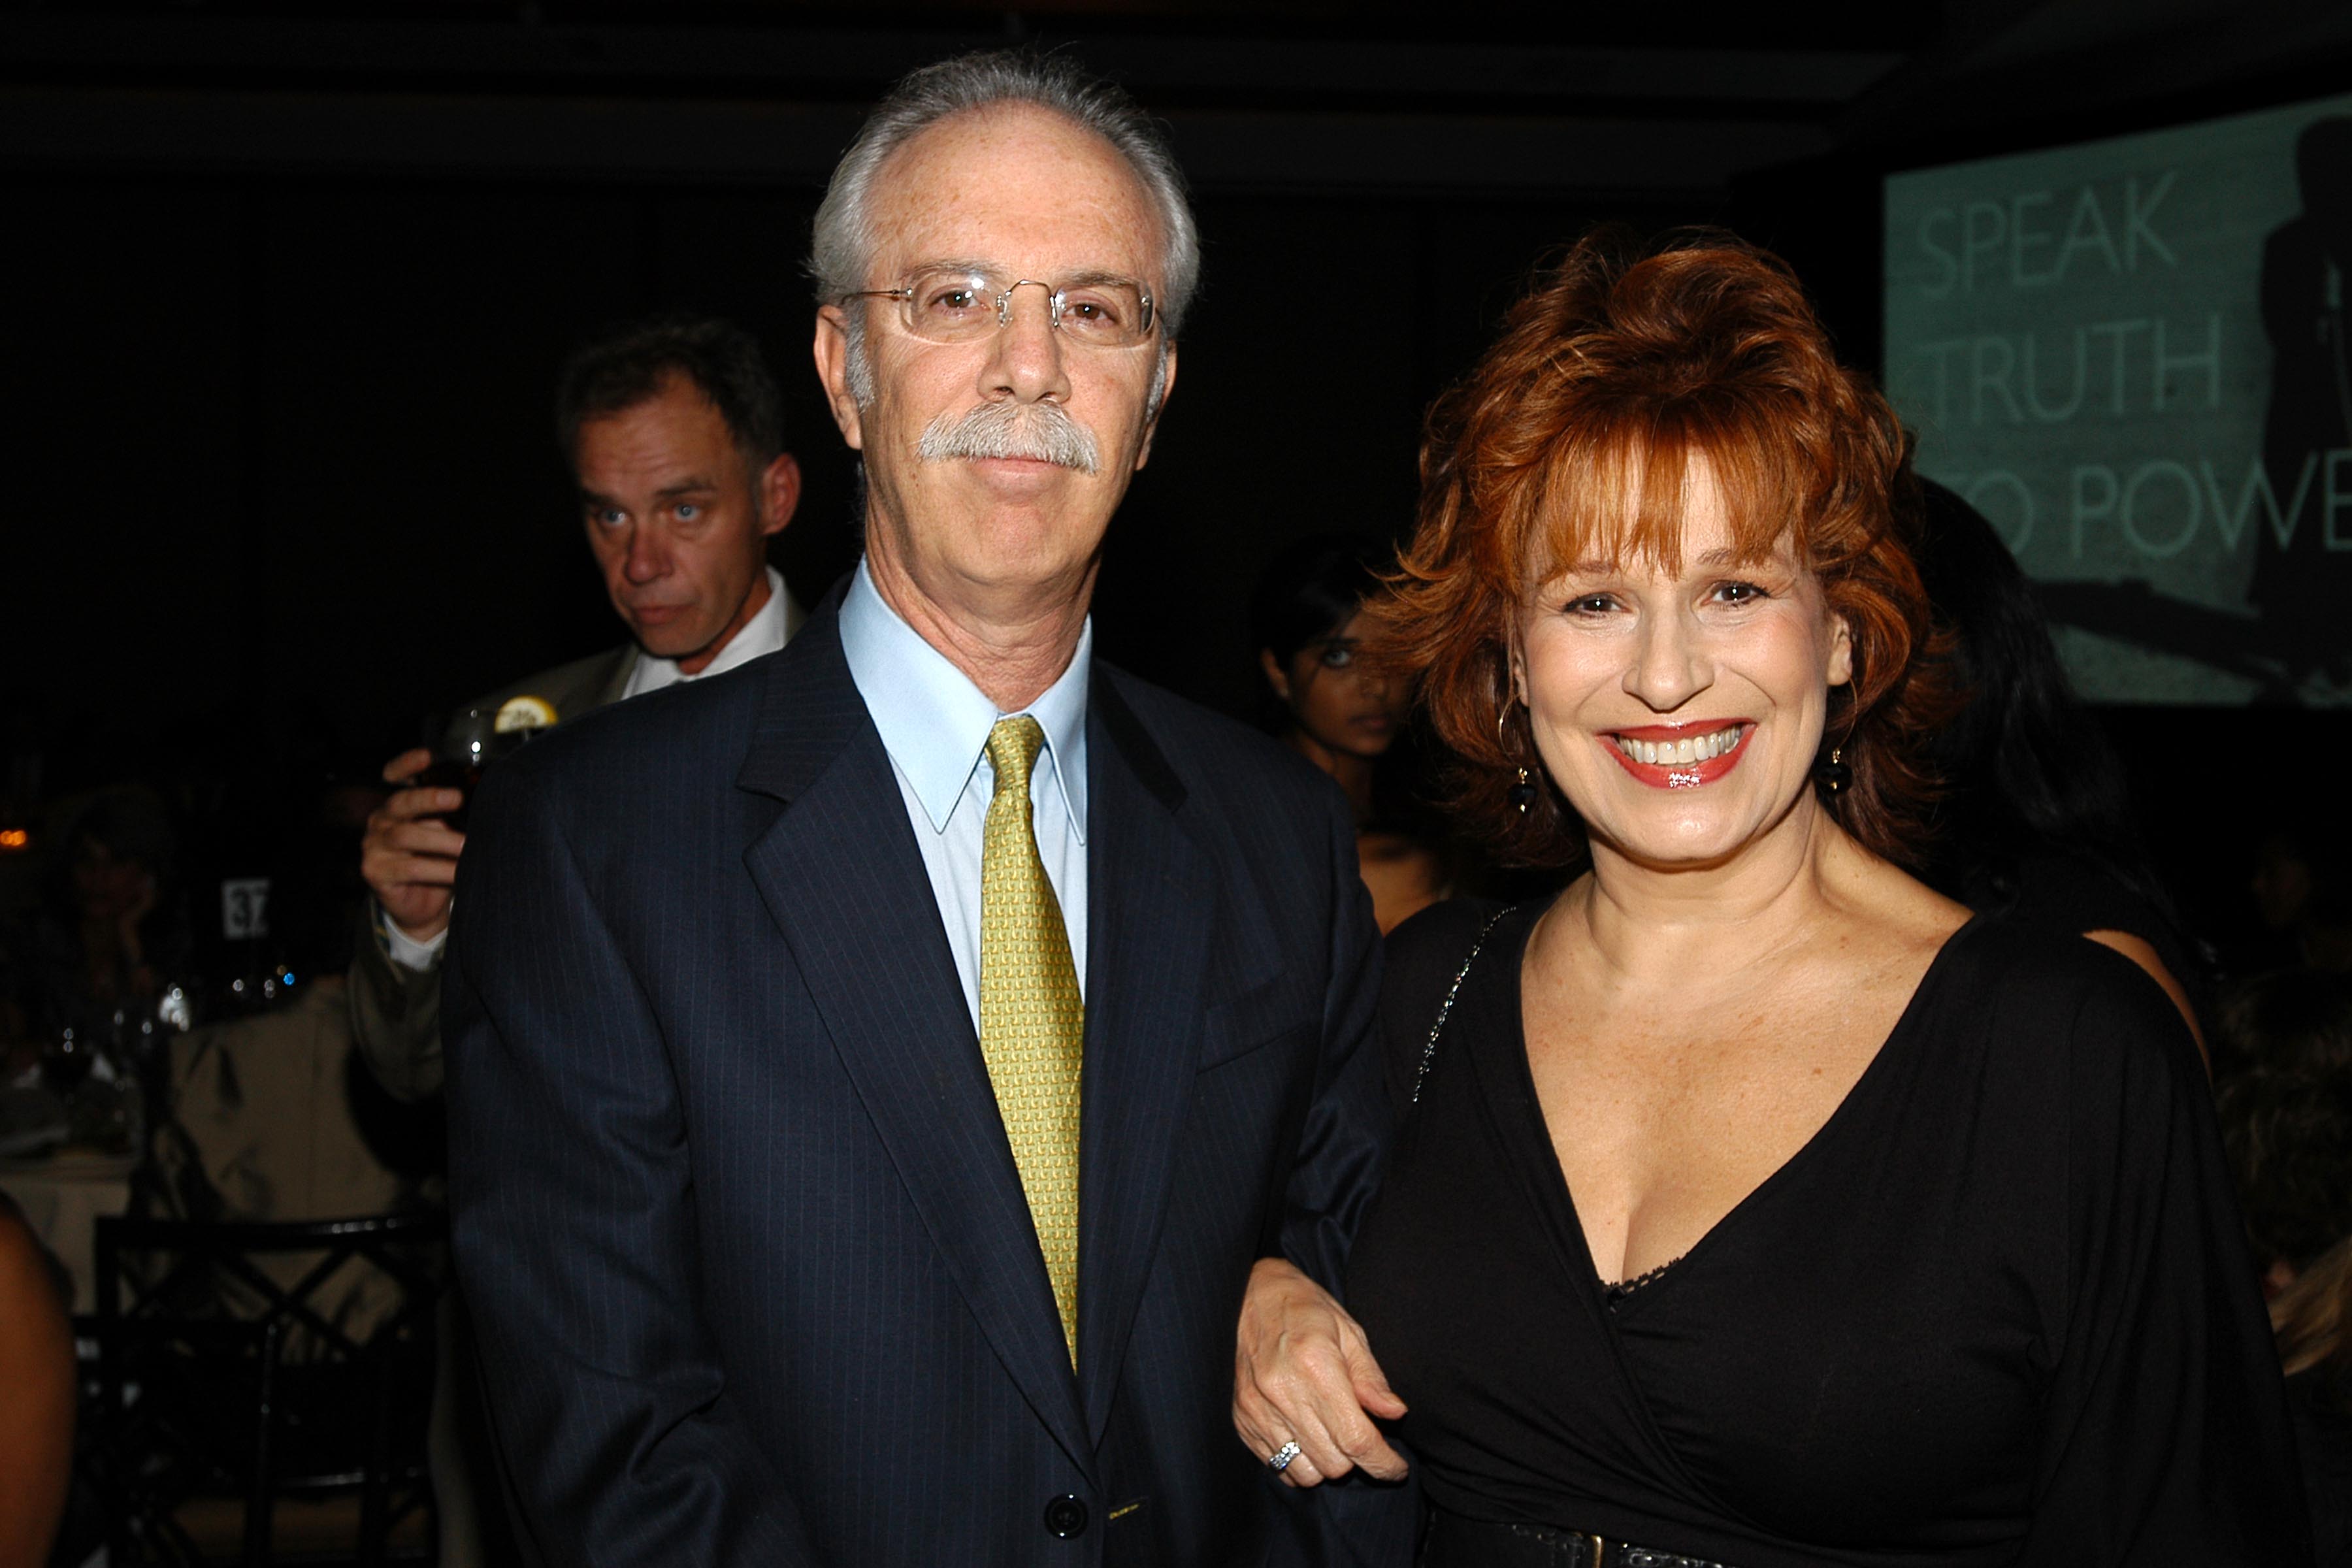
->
<box><xmin>1500</xmin><ymin>707</ymin><xmax>1538</xmax><ymax>813</ymax></box>
<box><xmin>1815</xmin><ymin>743</ymin><xmax>1850</xmax><ymax>794</ymax></box>
<box><xmin>1509</xmin><ymin>766</ymin><xmax>1537</xmax><ymax>813</ymax></box>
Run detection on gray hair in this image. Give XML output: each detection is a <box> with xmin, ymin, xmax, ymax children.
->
<box><xmin>813</xmin><ymin>51</ymin><xmax>1198</xmax><ymax>412</ymax></box>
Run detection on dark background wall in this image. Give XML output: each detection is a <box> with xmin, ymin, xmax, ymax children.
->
<box><xmin>6</xmin><ymin>0</ymin><xmax>2349</xmax><ymax>956</ymax></box>
<box><xmin>4</xmin><ymin>169</ymin><xmax>1692</xmax><ymax>769</ymax></box>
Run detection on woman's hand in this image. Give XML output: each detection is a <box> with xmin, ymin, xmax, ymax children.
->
<box><xmin>115</xmin><ymin>872</ymin><xmax>157</xmax><ymax>971</ymax></box>
<box><xmin>1233</xmin><ymin>1256</ymin><xmax>1408</xmax><ymax>1487</ymax></box>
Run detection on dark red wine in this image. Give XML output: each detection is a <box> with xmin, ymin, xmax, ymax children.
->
<box><xmin>412</xmin><ymin>759</ymin><xmax>482</xmax><ymax>834</ymax></box>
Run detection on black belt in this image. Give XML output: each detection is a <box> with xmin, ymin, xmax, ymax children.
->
<box><xmin>1421</xmin><ymin>1509</ymin><xmax>1737</xmax><ymax>1568</ymax></box>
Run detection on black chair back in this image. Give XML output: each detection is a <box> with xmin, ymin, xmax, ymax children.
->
<box><xmin>91</xmin><ymin>1212</ymin><xmax>445</xmax><ymax>1567</ymax></box>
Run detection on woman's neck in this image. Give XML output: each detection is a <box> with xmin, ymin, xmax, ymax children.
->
<box><xmin>1286</xmin><ymin>729</ymin><xmax>1375</xmax><ymax>823</ymax></box>
<box><xmin>1558</xmin><ymin>798</ymin><xmax>1869</xmax><ymax>986</ymax></box>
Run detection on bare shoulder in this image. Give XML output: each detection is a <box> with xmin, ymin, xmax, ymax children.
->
<box><xmin>0</xmin><ymin>1198</ymin><xmax>70</xmax><ymax>1339</ymax></box>
<box><xmin>2081</xmin><ymin>928</ymin><xmax>2206</xmax><ymax>1054</ymax></box>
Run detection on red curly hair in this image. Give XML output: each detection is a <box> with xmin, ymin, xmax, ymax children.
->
<box><xmin>1369</xmin><ymin>227</ymin><xmax>1947</xmax><ymax>868</ymax></box>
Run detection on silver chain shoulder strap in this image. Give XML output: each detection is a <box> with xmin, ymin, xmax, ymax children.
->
<box><xmin>1411</xmin><ymin>904</ymin><xmax>1516</xmax><ymax>1105</ymax></box>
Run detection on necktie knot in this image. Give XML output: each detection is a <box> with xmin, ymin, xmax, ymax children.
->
<box><xmin>987</xmin><ymin>715</ymin><xmax>1047</xmax><ymax>800</ymax></box>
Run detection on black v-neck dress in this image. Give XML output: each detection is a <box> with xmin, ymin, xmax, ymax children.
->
<box><xmin>1345</xmin><ymin>899</ymin><xmax>2310</xmax><ymax>1568</ymax></box>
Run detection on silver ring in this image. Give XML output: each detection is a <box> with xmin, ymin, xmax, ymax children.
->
<box><xmin>1267</xmin><ymin>1440</ymin><xmax>1302</xmax><ymax>1473</ymax></box>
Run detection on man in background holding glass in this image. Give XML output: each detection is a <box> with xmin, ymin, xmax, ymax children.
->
<box><xmin>352</xmin><ymin>314</ymin><xmax>806</xmax><ymax>1568</ymax></box>
<box><xmin>352</xmin><ymin>314</ymin><xmax>804</xmax><ymax>1102</ymax></box>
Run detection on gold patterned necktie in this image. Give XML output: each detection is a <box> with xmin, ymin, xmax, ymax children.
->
<box><xmin>979</xmin><ymin>715</ymin><xmax>1085</xmax><ymax>1365</ymax></box>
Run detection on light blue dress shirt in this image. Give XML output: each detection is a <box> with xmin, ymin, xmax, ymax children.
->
<box><xmin>838</xmin><ymin>558</ymin><xmax>1090</xmax><ymax>1030</ymax></box>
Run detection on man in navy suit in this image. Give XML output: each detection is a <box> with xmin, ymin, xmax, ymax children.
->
<box><xmin>444</xmin><ymin>50</ymin><xmax>1408</xmax><ymax>1566</ymax></box>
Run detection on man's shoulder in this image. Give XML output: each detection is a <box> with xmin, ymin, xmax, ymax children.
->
<box><xmin>1095</xmin><ymin>664</ymin><xmax>1340</xmax><ymax>815</ymax></box>
<box><xmin>489</xmin><ymin>608</ymin><xmax>856</xmax><ymax>815</ymax></box>
<box><xmin>490</xmin><ymin>647</ymin><xmax>776</xmax><ymax>806</ymax></box>
<box><xmin>469</xmin><ymin>644</ymin><xmax>637</xmax><ymax>724</ymax></box>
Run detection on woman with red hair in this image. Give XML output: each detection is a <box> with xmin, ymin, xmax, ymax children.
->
<box><xmin>1234</xmin><ymin>231</ymin><xmax>2304</xmax><ymax>1565</ymax></box>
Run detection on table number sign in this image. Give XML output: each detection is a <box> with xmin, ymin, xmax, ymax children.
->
<box><xmin>220</xmin><ymin>877</ymin><xmax>270</xmax><ymax>940</ymax></box>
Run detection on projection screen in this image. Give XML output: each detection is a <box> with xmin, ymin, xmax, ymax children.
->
<box><xmin>1883</xmin><ymin>93</ymin><xmax>2352</xmax><ymax>706</ymax></box>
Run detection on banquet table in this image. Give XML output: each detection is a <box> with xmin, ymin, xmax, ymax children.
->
<box><xmin>1</xmin><ymin>1147</ymin><xmax>140</xmax><ymax>1313</ymax></box>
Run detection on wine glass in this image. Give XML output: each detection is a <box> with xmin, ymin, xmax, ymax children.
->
<box><xmin>415</xmin><ymin>707</ymin><xmax>536</xmax><ymax>834</ymax></box>
<box><xmin>42</xmin><ymin>1024</ymin><xmax>94</xmax><ymax>1094</ymax></box>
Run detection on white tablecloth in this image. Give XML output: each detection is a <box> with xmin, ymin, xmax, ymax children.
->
<box><xmin>0</xmin><ymin>1150</ymin><xmax>137</xmax><ymax>1313</ymax></box>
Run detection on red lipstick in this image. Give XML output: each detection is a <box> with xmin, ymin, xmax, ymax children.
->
<box><xmin>1600</xmin><ymin>721</ymin><xmax>1752</xmax><ymax>791</ymax></box>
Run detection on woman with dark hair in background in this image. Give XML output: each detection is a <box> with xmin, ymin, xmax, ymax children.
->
<box><xmin>1912</xmin><ymin>480</ymin><xmax>2209</xmax><ymax>1051</ymax></box>
<box><xmin>20</xmin><ymin>788</ymin><xmax>189</xmax><ymax>1053</ymax></box>
<box><xmin>1235</xmin><ymin>229</ymin><xmax>2303</xmax><ymax>1565</ymax></box>
<box><xmin>2217</xmin><ymin>969</ymin><xmax>2352</xmax><ymax>1565</ymax></box>
<box><xmin>1252</xmin><ymin>536</ymin><xmax>1448</xmax><ymax>933</ymax></box>
<box><xmin>2244</xmin><ymin>815</ymin><xmax>2352</xmax><ymax>981</ymax></box>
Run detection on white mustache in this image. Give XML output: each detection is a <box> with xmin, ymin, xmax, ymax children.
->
<box><xmin>917</xmin><ymin>400</ymin><xmax>1100</xmax><ymax>475</ymax></box>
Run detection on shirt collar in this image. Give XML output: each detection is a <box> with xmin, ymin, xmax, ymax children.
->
<box><xmin>838</xmin><ymin>557</ymin><xmax>1091</xmax><ymax>841</ymax></box>
<box><xmin>627</xmin><ymin>566</ymin><xmax>795</xmax><ymax>696</ymax></box>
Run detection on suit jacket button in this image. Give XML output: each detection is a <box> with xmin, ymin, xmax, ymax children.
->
<box><xmin>1043</xmin><ymin>1494</ymin><xmax>1088</xmax><ymax>1537</ymax></box>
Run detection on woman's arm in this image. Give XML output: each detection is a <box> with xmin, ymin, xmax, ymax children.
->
<box><xmin>0</xmin><ymin>1204</ymin><xmax>74</xmax><ymax>1568</ymax></box>
<box><xmin>2018</xmin><ymin>949</ymin><xmax>2307</xmax><ymax>1563</ymax></box>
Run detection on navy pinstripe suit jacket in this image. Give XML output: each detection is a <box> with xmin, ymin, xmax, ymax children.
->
<box><xmin>443</xmin><ymin>594</ymin><xmax>1406</xmax><ymax>1567</ymax></box>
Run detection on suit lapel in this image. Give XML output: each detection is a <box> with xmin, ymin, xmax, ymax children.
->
<box><xmin>1075</xmin><ymin>675</ymin><xmax>1218</xmax><ymax>1441</ymax></box>
<box><xmin>737</xmin><ymin>608</ymin><xmax>1092</xmax><ymax>1471</ymax></box>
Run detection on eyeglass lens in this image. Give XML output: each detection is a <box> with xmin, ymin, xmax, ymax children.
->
<box><xmin>901</xmin><ymin>270</ymin><xmax>1152</xmax><ymax>347</ymax></box>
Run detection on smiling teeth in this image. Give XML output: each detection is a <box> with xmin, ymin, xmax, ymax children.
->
<box><xmin>1616</xmin><ymin>728</ymin><xmax>1743</xmax><ymax>766</ymax></box>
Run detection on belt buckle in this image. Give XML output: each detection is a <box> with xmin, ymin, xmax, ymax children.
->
<box><xmin>1586</xmin><ymin>1533</ymin><xmax>1609</xmax><ymax>1568</ymax></box>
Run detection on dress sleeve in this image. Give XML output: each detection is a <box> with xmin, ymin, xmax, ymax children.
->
<box><xmin>1374</xmin><ymin>900</ymin><xmax>1506</xmax><ymax>1119</ymax></box>
<box><xmin>2018</xmin><ymin>948</ymin><xmax>2313</xmax><ymax>1565</ymax></box>
<box><xmin>1274</xmin><ymin>784</ymin><xmax>1396</xmax><ymax>1293</ymax></box>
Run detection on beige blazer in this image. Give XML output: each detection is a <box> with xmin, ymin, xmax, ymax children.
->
<box><xmin>346</xmin><ymin>644</ymin><xmax>638</xmax><ymax>1103</ymax></box>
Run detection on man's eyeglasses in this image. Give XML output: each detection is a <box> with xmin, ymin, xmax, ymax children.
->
<box><xmin>842</xmin><ymin>269</ymin><xmax>1158</xmax><ymax>350</ymax></box>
